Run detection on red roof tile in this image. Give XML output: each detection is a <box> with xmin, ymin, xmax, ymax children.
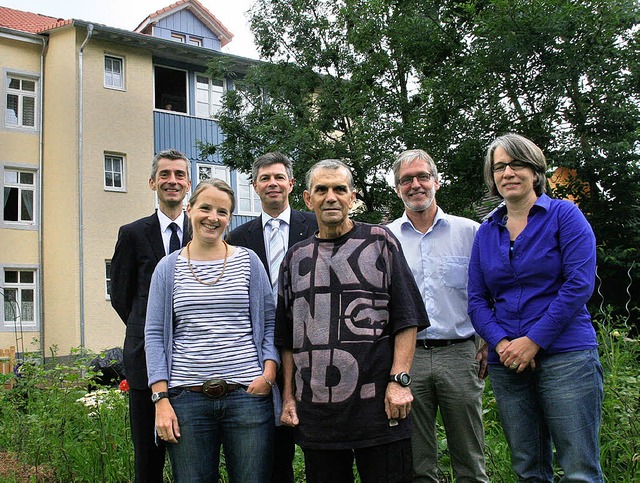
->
<box><xmin>0</xmin><ymin>6</ymin><xmax>68</xmax><ymax>34</ymax></box>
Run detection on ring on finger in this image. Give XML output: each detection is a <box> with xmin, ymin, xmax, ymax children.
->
<box><xmin>509</xmin><ymin>362</ymin><xmax>518</xmax><ymax>369</ymax></box>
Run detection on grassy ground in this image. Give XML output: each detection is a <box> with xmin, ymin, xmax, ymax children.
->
<box><xmin>0</xmin><ymin>311</ymin><xmax>638</xmax><ymax>482</ymax></box>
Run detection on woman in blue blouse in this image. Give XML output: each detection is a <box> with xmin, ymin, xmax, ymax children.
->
<box><xmin>468</xmin><ymin>133</ymin><xmax>604</xmax><ymax>482</ymax></box>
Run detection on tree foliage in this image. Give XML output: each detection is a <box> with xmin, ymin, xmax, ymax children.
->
<box><xmin>212</xmin><ymin>0</ymin><xmax>640</xmax><ymax>310</ymax></box>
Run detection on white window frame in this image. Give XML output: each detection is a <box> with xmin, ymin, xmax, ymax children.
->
<box><xmin>189</xmin><ymin>36</ymin><xmax>203</xmax><ymax>47</ymax></box>
<box><xmin>104</xmin><ymin>55</ymin><xmax>125</xmax><ymax>90</ymax></box>
<box><xmin>236</xmin><ymin>171</ymin><xmax>261</xmax><ymax>216</ymax></box>
<box><xmin>2</xmin><ymin>165</ymin><xmax>37</xmax><ymax>228</ymax></box>
<box><xmin>104</xmin><ymin>153</ymin><xmax>126</xmax><ymax>192</ymax></box>
<box><xmin>4</xmin><ymin>72</ymin><xmax>38</xmax><ymax>130</ymax></box>
<box><xmin>197</xmin><ymin>163</ymin><xmax>230</xmax><ymax>184</ymax></box>
<box><xmin>1</xmin><ymin>266</ymin><xmax>38</xmax><ymax>331</ymax></box>
<box><xmin>105</xmin><ymin>260</ymin><xmax>112</xmax><ymax>300</ymax></box>
<box><xmin>195</xmin><ymin>74</ymin><xmax>225</xmax><ymax>119</ymax></box>
<box><xmin>171</xmin><ymin>32</ymin><xmax>186</xmax><ymax>43</ymax></box>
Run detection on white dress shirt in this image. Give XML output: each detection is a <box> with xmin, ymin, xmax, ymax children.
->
<box><xmin>386</xmin><ymin>207</ymin><xmax>479</xmax><ymax>340</ymax></box>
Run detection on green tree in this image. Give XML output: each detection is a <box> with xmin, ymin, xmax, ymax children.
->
<box><xmin>213</xmin><ymin>0</ymin><xmax>639</xmax><ymax>311</ymax></box>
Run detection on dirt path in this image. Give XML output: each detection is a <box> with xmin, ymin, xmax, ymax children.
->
<box><xmin>0</xmin><ymin>451</ymin><xmax>54</xmax><ymax>482</ymax></box>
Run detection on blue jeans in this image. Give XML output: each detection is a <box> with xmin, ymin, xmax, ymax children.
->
<box><xmin>167</xmin><ymin>387</ymin><xmax>274</xmax><ymax>482</ymax></box>
<box><xmin>488</xmin><ymin>349</ymin><xmax>603</xmax><ymax>482</ymax></box>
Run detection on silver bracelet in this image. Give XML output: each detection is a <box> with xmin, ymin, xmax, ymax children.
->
<box><xmin>261</xmin><ymin>375</ymin><xmax>274</xmax><ymax>387</ymax></box>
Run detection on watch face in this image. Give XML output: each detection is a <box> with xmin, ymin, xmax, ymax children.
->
<box><xmin>152</xmin><ymin>392</ymin><xmax>167</xmax><ymax>403</ymax></box>
<box><xmin>399</xmin><ymin>373</ymin><xmax>411</xmax><ymax>385</ymax></box>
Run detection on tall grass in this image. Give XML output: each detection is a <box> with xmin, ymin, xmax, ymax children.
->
<box><xmin>0</xmin><ymin>309</ymin><xmax>638</xmax><ymax>482</ymax></box>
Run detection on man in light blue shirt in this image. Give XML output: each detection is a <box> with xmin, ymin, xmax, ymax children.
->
<box><xmin>386</xmin><ymin>149</ymin><xmax>488</xmax><ymax>482</ymax></box>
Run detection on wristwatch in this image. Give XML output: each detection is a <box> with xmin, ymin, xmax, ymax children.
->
<box><xmin>389</xmin><ymin>372</ymin><xmax>412</xmax><ymax>387</ymax></box>
<box><xmin>151</xmin><ymin>391</ymin><xmax>169</xmax><ymax>403</ymax></box>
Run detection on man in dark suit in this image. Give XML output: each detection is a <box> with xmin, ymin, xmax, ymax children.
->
<box><xmin>227</xmin><ymin>152</ymin><xmax>317</xmax><ymax>482</ymax></box>
<box><xmin>110</xmin><ymin>149</ymin><xmax>191</xmax><ymax>482</ymax></box>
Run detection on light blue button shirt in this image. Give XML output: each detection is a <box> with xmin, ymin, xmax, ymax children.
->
<box><xmin>387</xmin><ymin>208</ymin><xmax>479</xmax><ymax>340</ymax></box>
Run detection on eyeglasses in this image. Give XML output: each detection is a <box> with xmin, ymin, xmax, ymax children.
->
<box><xmin>398</xmin><ymin>173</ymin><xmax>433</xmax><ymax>186</ymax></box>
<box><xmin>491</xmin><ymin>160</ymin><xmax>530</xmax><ymax>173</ymax></box>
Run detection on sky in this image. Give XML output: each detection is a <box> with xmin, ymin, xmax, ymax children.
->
<box><xmin>1</xmin><ymin>0</ymin><xmax>260</xmax><ymax>59</ymax></box>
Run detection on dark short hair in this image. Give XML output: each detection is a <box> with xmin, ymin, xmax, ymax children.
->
<box><xmin>150</xmin><ymin>149</ymin><xmax>190</xmax><ymax>180</ymax></box>
<box><xmin>484</xmin><ymin>133</ymin><xmax>547</xmax><ymax>197</ymax></box>
<box><xmin>392</xmin><ymin>149</ymin><xmax>439</xmax><ymax>185</ymax></box>
<box><xmin>251</xmin><ymin>152</ymin><xmax>293</xmax><ymax>182</ymax></box>
<box><xmin>188</xmin><ymin>178</ymin><xmax>235</xmax><ymax>214</ymax></box>
<box><xmin>305</xmin><ymin>159</ymin><xmax>354</xmax><ymax>191</ymax></box>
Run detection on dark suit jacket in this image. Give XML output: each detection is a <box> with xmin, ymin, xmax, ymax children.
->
<box><xmin>110</xmin><ymin>211</ymin><xmax>190</xmax><ymax>389</ymax></box>
<box><xmin>227</xmin><ymin>209</ymin><xmax>318</xmax><ymax>279</ymax></box>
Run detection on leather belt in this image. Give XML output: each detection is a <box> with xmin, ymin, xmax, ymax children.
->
<box><xmin>183</xmin><ymin>379</ymin><xmax>246</xmax><ymax>400</ymax></box>
<box><xmin>416</xmin><ymin>336</ymin><xmax>474</xmax><ymax>349</ymax></box>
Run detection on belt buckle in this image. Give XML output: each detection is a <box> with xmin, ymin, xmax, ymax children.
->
<box><xmin>202</xmin><ymin>379</ymin><xmax>228</xmax><ymax>400</ymax></box>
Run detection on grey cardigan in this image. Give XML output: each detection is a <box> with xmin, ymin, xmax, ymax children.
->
<box><xmin>144</xmin><ymin>247</ymin><xmax>282</xmax><ymax>422</ymax></box>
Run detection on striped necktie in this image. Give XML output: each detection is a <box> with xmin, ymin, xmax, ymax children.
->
<box><xmin>268</xmin><ymin>218</ymin><xmax>285</xmax><ymax>293</ymax></box>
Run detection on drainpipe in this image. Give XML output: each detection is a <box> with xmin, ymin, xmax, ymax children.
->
<box><xmin>38</xmin><ymin>36</ymin><xmax>48</xmax><ymax>359</ymax></box>
<box><xmin>78</xmin><ymin>24</ymin><xmax>93</xmax><ymax>352</ymax></box>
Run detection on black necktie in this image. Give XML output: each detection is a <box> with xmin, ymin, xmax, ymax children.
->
<box><xmin>169</xmin><ymin>222</ymin><xmax>180</xmax><ymax>254</ymax></box>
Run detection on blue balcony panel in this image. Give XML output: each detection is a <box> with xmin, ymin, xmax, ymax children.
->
<box><xmin>154</xmin><ymin>111</ymin><xmax>222</xmax><ymax>164</ymax></box>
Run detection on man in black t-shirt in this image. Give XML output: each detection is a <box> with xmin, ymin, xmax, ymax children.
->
<box><xmin>275</xmin><ymin>159</ymin><xmax>429</xmax><ymax>482</ymax></box>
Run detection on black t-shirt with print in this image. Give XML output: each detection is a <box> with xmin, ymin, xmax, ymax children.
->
<box><xmin>275</xmin><ymin>222</ymin><xmax>429</xmax><ymax>450</ymax></box>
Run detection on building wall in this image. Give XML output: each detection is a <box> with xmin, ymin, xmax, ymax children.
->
<box><xmin>40</xmin><ymin>26</ymin><xmax>82</xmax><ymax>355</ymax></box>
<box><xmin>80</xmin><ymin>36</ymin><xmax>155</xmax><ymax>353</ymax></box>
<box><xmin>0</xmin><ymin>33</ymin><xmax>42</xmax><ymax>351</ymax></box>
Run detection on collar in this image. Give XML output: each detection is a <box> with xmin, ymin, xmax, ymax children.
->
<box><xmin>157</xmin><ymin>209</ymin><xmax>185</xmax><ymax>233</ymax></box>
<box><xmin>487</xmin><ymin>194</ymin><xmax>550</xmax><ymax>225</ymax></box>
<box><xmin>399</xmin><ymin>206</ymin><xmax>449</xmax><ymax>234</ymax></box>
<box><xmin>261</xmin><ymin>205</ymin><xmax>292</xmax><ymax>228</ymax></box>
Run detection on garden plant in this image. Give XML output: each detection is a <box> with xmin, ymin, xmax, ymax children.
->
<box><xmin>0</xmin><ymin>310</ymin><xmax>638</xmax><ymax>482</ymax></box>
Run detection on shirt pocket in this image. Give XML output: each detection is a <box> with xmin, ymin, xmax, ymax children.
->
<box><xmin>440</xmin><ymin>256</ymin><xmax>470</xmax><ymax>290</ymax></box>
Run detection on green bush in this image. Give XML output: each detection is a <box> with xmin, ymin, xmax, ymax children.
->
<box><xmin>0</xmin><ymin>310</ymin><xmax>638</xmax><ymax>482</ymax></box>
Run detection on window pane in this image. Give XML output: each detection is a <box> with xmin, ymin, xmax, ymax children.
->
<box><xmin>22</xmin><ymin>80</ymin><xmax>36</xmax><ymax>92</ymax></box>
<box><xmin>113</xmin><ymin>160</ymin><xmax>122</xmax><ymax>174</ymax></box>
<box><xmin>21</xmin><ymin>288</ymin><xmax>34</xmax><ymax>302</ymax></box>
<box><xmin>5</xmin><ymin>271</ymin><xmax>18</xmax><ymax>283</ymax></box>
<box><xmin>239</xmin><ymin>198</ymin><xmax>250</xmax><ymax>212</ymax></box>
<box><xmin>21</xmin><ymin>189</ymin><xmax>34</xmax><ymax>221</ymax></box>
<box><xmin>8</xmin><ymin>78</ymin><xmax>20</xmax><ymax>89</ymax></box>
<box><xmin>5</xmin><ymin>94</ymin><xmax>18</xmax><ymax>125</ymax></box>
<box><xmin>112</xmin><ymin>61</ymin><xmax>121</xmax><ymax>75</ymax></box>
<box><xmin>105</xmin><ymin>157</ymin><xmax>112</xmax><ymax>171</ymax></box>
<box><xmin>21</xmin><ymin>291</ymin><xmax>35</xmax><ymax>322</ymax></box>
<box><xmin>4</xmin><ymin>187</ymin><xmax>18</xmax><ymax>221</ymax></box>
<box><xmin>113</xmin><ymin>173</ymin><xmax>122</xmax><ymax>187</ymax></box>
<box><xmin>22</xmin><ymin>96</ymin><xmax>35</xmax><ymax>126</ymax></box>
<box><xmin>4</xmin><ymin>290</ymin><xmax>18</xmax><ymax>322</ymax></box>
<box><xmin>20</xmin><ymin>271</ymin><xmax>34</xmax><ymax>283</ymax></box>
<box><xmin>19</xmin><ymin>172</ymin><xmax>34</xmax><ymax>185</ymax></box>
<box><xmin>105</xmin><ymin>172</ymin><xmax>113</xmax><ymax>187</ymax></box>
<box><xmin>198</xmin><ymin>166</ymin><xmax>212</xmax><ymax>181</ymax></box>
<box><xmin>4</xmin><ymin>170</ymin><xmax>18</xmax><ymax>184</ymax></box>
<box><xmin>212</xmin><ymin>79</ymin><xmax>224</xmax><ymax>87</ymax></box>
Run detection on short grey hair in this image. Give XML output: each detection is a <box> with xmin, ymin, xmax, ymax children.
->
<box><xmin>392</xmin><ymin>149</ymin><xmax>439</xmax><ymax>185</ymax></box>
<box><xmin>251</xmin><ymin>152</ymin><xmax>294</xmax><ymax>182</ymax></box>
<box><xmin>150</xmin><ymin>149</ymin><xmax>190</xmax><ymax>180</ymax></box>
<box><xmin>305</xmin><ymin>159</ymin><xmax>354</xmax><ymax>191</ymax></box>
<box><xmin>484</xmin><ymin>133</ymin><xmax>547</xmax><ymax>197</ymax></box>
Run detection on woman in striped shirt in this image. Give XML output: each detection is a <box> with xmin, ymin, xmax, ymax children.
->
<box><xmin>145</xmin><ymin>178</ymin><xmax>281</xmax><ymax>482</ymax></box>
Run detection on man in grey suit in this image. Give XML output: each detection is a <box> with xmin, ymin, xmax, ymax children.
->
<box><xmin>227</xmin><ymin>151</ymin><xmax>317</xmax><ymax>482</ymax></box>
<box><xmin>110</xmin><ymin>149</ymin><xmax>191</xmax><ymax>482</ymax></box>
